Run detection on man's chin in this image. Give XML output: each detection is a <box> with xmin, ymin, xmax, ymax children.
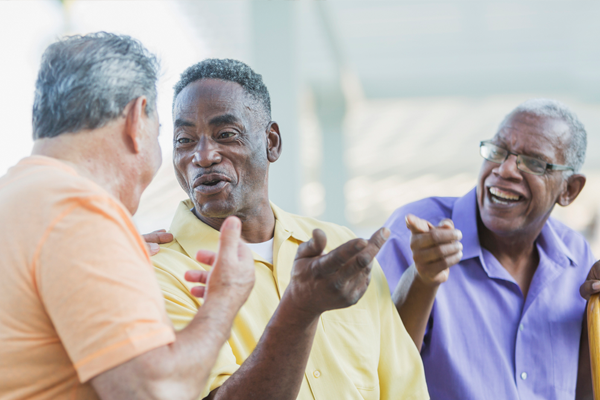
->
<box><xmin>192</xmin><ymin>198</ymin><xmax>236</xmax><ymax>220</ymax></box>
<box><xmin>480</xmin><ymin>214</ymin><xmax>526</xmax><ymax>237</ymax></box>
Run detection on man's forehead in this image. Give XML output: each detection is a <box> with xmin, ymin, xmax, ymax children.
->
<box><xmin>495</xmin><ymin>111</ymin><xmax>571</xmax><ymax>160</ymax></box>
<box><xmin>173</xmin><ymin>79</ymin><xmax>249</xmax><ymax>118</ymax></box>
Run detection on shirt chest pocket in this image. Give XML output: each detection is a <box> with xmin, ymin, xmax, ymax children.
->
<box><xmin>321</xmin><ymin>307</ymin><xmax>380</xmax><ymax>394</ymax></box>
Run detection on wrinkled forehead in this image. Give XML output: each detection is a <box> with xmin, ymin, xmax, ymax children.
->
<box><xmin>494</xmin><ymin>111</ymin><xmax>571</xmax><ymax>163</ymax></box>
<box><xmin>173</xmin><ymin>79</ymin><xmax>253</xmax><ymax>123</ymax></box>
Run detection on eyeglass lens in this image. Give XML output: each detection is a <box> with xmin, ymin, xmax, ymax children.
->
<box><xmin>480</xmin><ymin>142</ymin><xmax>546</xmax><ymax>175</ymax></box>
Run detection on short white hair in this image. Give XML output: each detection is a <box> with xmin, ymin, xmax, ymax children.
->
<box><xmin>499</xmin><ymin>98</ymin><xmax>587</xmax><ymax>174</ymax></box>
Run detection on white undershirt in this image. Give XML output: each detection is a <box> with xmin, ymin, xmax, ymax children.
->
<box><xmin>246</xmin><ymin>238</ymin><xmax>274</xmax><ymax>264</ymax></box>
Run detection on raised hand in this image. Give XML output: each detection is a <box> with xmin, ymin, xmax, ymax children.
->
<box><xmin>184</xmin><ymin>216</ymin><xmax>255</xmax><ymax>309</ymax></box>
<box><xmin>406</xmin><ymin>214</ymin><xmax>463</xmax><ymax>286</ymax></box>
<box><xmin>284</xmin><ymin>227</ymin><xmax>389</xmax><ymax>317</ymax></box>
<box><xmin>142</xmin><ymin>229</ymin><xmax>174</xmax><ymax>256</ymax></box>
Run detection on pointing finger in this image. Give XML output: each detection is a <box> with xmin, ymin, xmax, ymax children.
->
<box><xmin>216</xmin><ymin>216</ymin><xmax>242</xmax><ymax>265</ymax></box>
<box><xmin>335</xmin><ymin>227</ymin><xmax>390</xmax><ymax>281</ymax></box>
<box><xmin>438</xmin><ymin>218</ymin><xmax>454</xmax><ymax>229</ymax></box>
<box><xmin>406</xmin><ymin>214</ymin><xmax>433</xmax><ymax>234</ymax></box>
<box><xmin>313</xmin><ymin>237</ymin><xmax>366</xmax><ymax>276</ymax></box>
<box><xmin>411</xmin><ymin>228</ymin><xmax>462</xmax><ymax>249</ymax></box>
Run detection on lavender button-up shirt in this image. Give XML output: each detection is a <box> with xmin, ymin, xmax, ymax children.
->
<box><xmin>377</xmin><ymin>188</ymin><xmax>594</xmax><ymax>400</ymax></box>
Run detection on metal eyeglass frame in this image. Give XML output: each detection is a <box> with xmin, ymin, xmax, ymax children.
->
<box><xmin>479</xmin><ymin>140</ymin><xmax>573</xmax><ymax>176</ymax></box>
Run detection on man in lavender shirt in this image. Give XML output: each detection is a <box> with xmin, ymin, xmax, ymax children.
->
<box><xmin>377</xmin><ymin>99</ymin><xmax>597</xmax><ymax>400</ymax></box>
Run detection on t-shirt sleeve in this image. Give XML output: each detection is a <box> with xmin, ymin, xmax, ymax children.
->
<box><xmin>36</xmin><ymin>198</ymin><xmax>175</xmax><ymax>383</ymax></box>
<box><xmin>372</xmin><ymin>263</ymin><xmax>429</xmax><ymax>400</ymax></box>
<box><xmin>152</xmin><ymin>250</ymin><xmax>240</xmax><ymax>398</ymax></box>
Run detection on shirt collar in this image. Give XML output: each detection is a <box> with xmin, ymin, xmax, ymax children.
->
<box><xmin>169</xmin><ymin>200</ymin><xmax>220</xmax><ymax>260</ymax></box>
<box><xmin>537</xmin><ymin>220</ymin><xmax>577</xmax><ymax>267</ymax></box>
<box><xmin>168</xmin><ymin>200</ymin><xmax>312</xmax><ymax>262</ymax></box>
<box><xmin>271</xmin><ymin>203</ymin><xmax>312</xmax><ymax>243</ymax></box>
<box><xmin>451</xmin><ymin>187</ymin><xmax>576</xmax><ymax>268</ymax></box>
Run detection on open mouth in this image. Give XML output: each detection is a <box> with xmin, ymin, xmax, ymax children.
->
<box><xmin>202</xmin><ymin>178</ymin><xmax>223</xmax><ymax>187</ymax></box>
<box><xmin>488</xmin><ymin>186</ymin><xmax>522</xmax><ymax>205</ymax></box>
<box><xmin>193</xmin><ymin>173</ymin><xmax>231</xmax><ymax>195</ymax></box>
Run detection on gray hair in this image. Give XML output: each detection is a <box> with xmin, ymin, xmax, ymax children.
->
<box><xmin>499</xmin><ymin>98</ymin><xmax>587</xmax><ymax>174</ymax></box>
<box><xmin>33</xmin><ymin>32</ymin><xmax>159</xmax><ymax>139</ymax></box>
<box><xmin>173</xmin><ymin>58</ymin><xmax>271</xmax><ymax>126</ymax></box>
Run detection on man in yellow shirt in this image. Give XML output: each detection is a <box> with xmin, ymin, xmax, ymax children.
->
<box><xmin>152</xmin><ymin>58</ymin><xmax>428</xmax><ymax>400</ymax></box>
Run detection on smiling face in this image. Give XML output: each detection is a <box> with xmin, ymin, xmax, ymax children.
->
<box><xmin>172</xmin><ymin>79</ymin><xmax>272</xmax><ymax>220</ymax></box>
<box><xmin>476</xmin><ymin>111</ymin><xmax>572</xmax><ymax>238</ymax></box>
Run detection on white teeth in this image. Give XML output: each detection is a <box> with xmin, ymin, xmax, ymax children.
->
<box><xmin>490</xmin><ymin>187</ymin><xmax>520</xmax><ymax>201</ymax></box>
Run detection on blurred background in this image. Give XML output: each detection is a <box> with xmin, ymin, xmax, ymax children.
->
<box><xmin>3</xmin><ymin>0</ymin><xmax>600</xmax><ymax>253</ymax></box>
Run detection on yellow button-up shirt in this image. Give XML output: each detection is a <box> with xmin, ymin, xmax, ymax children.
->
<box><xmin>152</xmin><ymin>200</ymin><xmax>428</xmax><ymax>400</ymax></box>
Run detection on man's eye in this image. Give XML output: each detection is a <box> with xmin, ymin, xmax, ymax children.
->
<box><xmin>219</xmin><ymin>132</ymin><xmax>235</xmax><ymax>139</ymax></box>
<box><xmin>177</xmin><ymin>138</ymin><xmax>191</xmax><ymax>144</ymax></box>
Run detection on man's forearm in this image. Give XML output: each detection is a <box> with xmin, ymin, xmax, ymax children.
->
<box><xmin>393</xmin><ymin>264</ymin><xmax>439</xmax><ymax>350</ymax></box>
<box><xmin>209</xmin><ymin>295</ymin><xmax>320</xmax><ymax>400</ymax></box>
<box><xmin>91</xmin><ymin>298</ymin><xmax>242</xmax><ymax>400</ymax></box>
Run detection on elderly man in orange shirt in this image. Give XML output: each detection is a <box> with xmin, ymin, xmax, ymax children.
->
<box><xmin>0</xmin><ymin>33</ymin><xmax>258</xmax><ymax>400</ymax></box>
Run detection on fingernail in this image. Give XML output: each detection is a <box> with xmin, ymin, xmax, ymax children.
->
<box><xmin>149</xmin><ymin>243</ymin><xmax>159</xmax><ymax>252</ymax></box>
<box><xmin>381</xmin><ymin>227</ymin><xmax>390</xmax><ymax>240</ymax></box>
<box><xmin>593</xmin><ymin>282</ymin><xmax>600</xmax><ymax>291</ymax></box>
<box><xmin>456</xmin><ymin>230</ymin><xmax>463</xmax><ymax>240</ymax></box>
<box><xmin>457</xmin><ymin>242</ymin><xmax>463</xmax><ymax>251</ymax></box>
<box><xmin>226</xmin><ymin>217</ymin><xmax>240</xmax><ymax>230</ymax></box>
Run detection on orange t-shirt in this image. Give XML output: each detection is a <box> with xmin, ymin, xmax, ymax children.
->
<box><xmin>0</xmin><ymin>156</ymin><xmax>175</xmax><ymax>400</ymax></box>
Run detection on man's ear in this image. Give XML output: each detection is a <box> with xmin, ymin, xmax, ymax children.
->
<box><xmin>557</xmin><ymin>174</ymin><xmax>586</xmax><ymax>207</ymax></box>
<box><xmin>266</xmin><ymin>121</ymin><xmax>282</xmax><ymax>163</ymax></box>
<box><xmin>124</xmin><ymin>96</ymin><xmax>147</xmax><ymax>154</ymax></box>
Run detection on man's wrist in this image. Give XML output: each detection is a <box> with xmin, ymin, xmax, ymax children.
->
<box><xmin>276</xmin><ymin>292</ymin><xmax>321</xmax><ymax>328</ymax></box>
<box><xmin>412</xmin><ymin>264</ymin><xmax>443</xmax><ymax>289</ymax></box>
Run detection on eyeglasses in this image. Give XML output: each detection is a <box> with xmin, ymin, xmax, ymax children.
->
<box><xmin>479</xmin><ymin>141</ymin><xmax>573</xmax><ymax>176</ymax></box>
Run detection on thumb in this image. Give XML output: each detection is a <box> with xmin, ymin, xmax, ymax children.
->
<box><xmin>437</xmin><ymin>218</ymin><xmax>455</xmax><ymax>230</ymax></box>
<box><xmin>405</xmin><ymin>214</ymin><xmax>433</xmax><ymax>234</ymax></box>
<box><xmin>295</xmin><ymin>229</ymin><xmax>327</xmax><ymax>260</ymax></box>
<box><xmin>216</xmin><ymin>216</ymin><xmax>242</xmax><ymax>264</ymax></box>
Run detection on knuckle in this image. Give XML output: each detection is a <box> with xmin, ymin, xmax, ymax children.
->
<box><xmin>355</xmin><ymin>253</ymin><xmax>371</xmax><ymax>268</ymax></box>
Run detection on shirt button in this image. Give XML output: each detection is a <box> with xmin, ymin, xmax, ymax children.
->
<box><xmin>519</xmin><ymin>323</ymin><xmax>524</xmax><ymax>331</ymax></box>
<box><xmin>521</xmin><ymin>372</ymin><xmax>528</xmax><ymax>380</ymax></box>
<box><xmin>313</xmin><ymin>370</ymin><xmax>321</xmax><ymax>378</ymax></box>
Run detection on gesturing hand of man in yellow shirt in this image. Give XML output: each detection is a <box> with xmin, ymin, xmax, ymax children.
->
<box><xmin>286</xmin><ymin>228</ymin><xmax>389</xmax><ymax>315</ymax></box>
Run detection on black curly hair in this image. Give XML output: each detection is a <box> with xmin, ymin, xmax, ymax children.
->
<box><xmin>173</xmin><ymin>58</ymin><xmax>271</xmax><ymax>125</ymax></box>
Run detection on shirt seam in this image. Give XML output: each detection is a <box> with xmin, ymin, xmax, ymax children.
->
<box><xmin>73</xmin><ymin>325</ymin><xmax>173</xmax><ymax>371</ymax></box>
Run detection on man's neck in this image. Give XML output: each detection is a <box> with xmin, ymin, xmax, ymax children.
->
<box><xmin>478</xmin><ymin>218</ymin><xmax>542</xmax><ymax>297</ymax></box>
<box><xmin>195</xmin><ymin>199</ymin><xmax>276</xmax><ymax>244</ymax></box>
<box><xmin>31</xmin><ymin>129</ymin><xmax>137</xmax><ymax>213</ymax></box>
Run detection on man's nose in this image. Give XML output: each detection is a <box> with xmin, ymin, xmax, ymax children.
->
<box><xmin>495</xmin><ymin>154</ymin><xmax>523</xmax><ymax>181</ymax></box>
<box><xmin>192</xmin><ymin>137</ymin><xmax>222</xmax><ymax>168</ymax></box>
